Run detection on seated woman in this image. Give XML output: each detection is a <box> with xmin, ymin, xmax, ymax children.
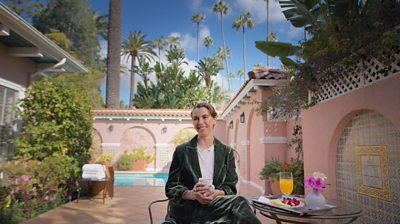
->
<box><xmin>165</xmin><ymin>103</ymin><xmax>261</xmax><ymax>224</ymax></box>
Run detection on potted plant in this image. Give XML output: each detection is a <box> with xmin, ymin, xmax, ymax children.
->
<box><xmin>131</xmin><ymin>147</ymin><xmax>155</xmax><ymax>171</ymax></box>
<box><xmin>259</xmin><ymin>158</ymin><xmax>283</xmax><ymax>194</ymax></box>
<box><xmin>117</xmin><ymin>152</ymin><xmax>134</xmax><ymax>171</ymax></box>
<box><xmin>259</xmin><ymin>158</ymin><xmax>304</xmax><ymax>195</ymax></box>
<box><xmin>96</xmin><ymin>153</ymin><xmax>113</xmax><ymax>167</ymax></box>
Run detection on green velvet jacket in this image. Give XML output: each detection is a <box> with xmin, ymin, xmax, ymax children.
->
<box><xmin>165</xmin><ymin>135</ymin><xmax>238</xmax><ymax>220</ymax></box>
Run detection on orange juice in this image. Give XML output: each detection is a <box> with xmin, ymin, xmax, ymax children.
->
<box><xmin>280</xmin><ymin>179</ymin><xmax>293</xmax><ymax>196</ymax></box>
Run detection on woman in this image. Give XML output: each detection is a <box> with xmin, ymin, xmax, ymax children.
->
<box><xmin>165</xmin><ymin>103</ymin><xmax>261</xmax><ymax>223</ymax></box>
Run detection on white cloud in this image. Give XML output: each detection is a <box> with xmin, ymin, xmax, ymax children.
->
<box><xmin>199</xmin><ymin>25</ymin><xmax>211</xmax><ymax>41</ymax></box>
<box><xmin>169</xmin><ymin>32</ymin><xmax>197</xmax><ymax>54</ymax></box>
<box><xmin>189</xmin><ymin>0</ymin><xmax>203</xmax><ymax>12</ymax></box>
<box><xmin>232</xmin><ymin>0</ymin><xmax>286</xmax><ymax>25</ymax></box>
<box><xmin>287</xmin><ymin>26</ymin><xmax>303</xmax><ymax>39</ymax></box>
<box><xmin>99</xmin><ymin>39</ymin><xmax>107</xmax><ymax>59</ymax></box>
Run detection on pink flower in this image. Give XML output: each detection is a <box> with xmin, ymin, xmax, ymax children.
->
<box><xmin>304</xmin><ymin>172</ymin><xmax>327</xmax><ymax>192</ymax></box>
<box><xmin>305</xmin><ymin>176</ymin><xmax>315</xmax><ymax>188</ymax></box>
<box><xmin>21</xmin><ymin>175</ymin><xmax>30</xmax><ymax>182</ymax></box>
<box><xmin>313</xmin><ymin>178</ymin><xmax>325</xmax><ymax>192</ymax></box>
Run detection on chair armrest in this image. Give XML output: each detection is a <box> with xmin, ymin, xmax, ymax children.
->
<box><xmin>148</xmin><ymin>198</ymin><xmax>170</xmax><ymax>224</ymax></box>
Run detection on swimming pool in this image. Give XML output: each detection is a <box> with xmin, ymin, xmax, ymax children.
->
<box><xmin>115</xmin><ymin>172</ymin><xmax>168</xmax><ymax>187</ymax></box>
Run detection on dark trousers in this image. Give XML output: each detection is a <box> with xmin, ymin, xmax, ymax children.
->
<box><xmin>170</xmin><ymin>195</ymin><xmax>261</xmax><ymax>224</ymax></box>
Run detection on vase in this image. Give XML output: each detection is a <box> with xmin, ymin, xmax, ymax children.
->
<box><xmin>305</xmin><ymin>189</ymin><xmax>326</xmax><ymax>210</ymax></box>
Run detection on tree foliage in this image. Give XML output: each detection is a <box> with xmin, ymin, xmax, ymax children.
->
<box><xmin>15</xmin><ymin>78</ymin><xmax>93</xmax><ymax>166</ymax></box>
<box><xmin>53</xmin><ymin>69</ymin><xmax>105</xmax><ymax>108</ymax></box>
<box><xmin>256</xmin><ymin>0</ymin><xmax>400</xmax><ymax>117</ymax></box>
<box><xmin>32</xmin><ymin>0</ymin><xmax>100</xmax><ymax>68</ymax></box>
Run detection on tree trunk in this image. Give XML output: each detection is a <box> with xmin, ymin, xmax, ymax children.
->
<box><xmin>129</xmin><ymin>56</ymin><xmax>137</xmax><ymax>108</ymax></box>
<box><xmin>106</xmin><ymin>0</ymin><xmax>122</xmax><ymax>108</ymax></box>
<box><xmin>220</xmin><ymin>13</ymin><xmax>230</xmax><ymax>92</ymax></box>
<box><xmin>197</xmin><ymin>23</ymin><xmax>200</xmax><ymax>62</ymax></box>
<box><xmin>243</xmin><ymin>27</ymin><xmax>246</xmax><ymax>84</ymax></box>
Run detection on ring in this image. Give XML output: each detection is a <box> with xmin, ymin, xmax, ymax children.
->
<box><xmin>209</xmin><ymin>185</ymin><xmax>215</xmax><ymax>191</ymax></box>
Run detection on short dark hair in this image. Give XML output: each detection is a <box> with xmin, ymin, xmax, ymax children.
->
<box><xmin>191</xmin><ymin>102</ymin><xmax>218</xmax><ymax>119</ymax></box>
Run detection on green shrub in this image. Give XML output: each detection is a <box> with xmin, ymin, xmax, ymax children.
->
<box><xmin>2</xmin><ymin>154</ymin><xmax>78</xmax><ymax>219</ymax></box>
<box><xmin>260</xmin><ymin>158</ymin><xmax>304</xmax><ymax>195</ymax></box>
<box><xmin>96</xmin><ymin>153</ymin><xmax>113</xmax><ymax>165</ymax></box>
<box><xmin>15</xmin><ymin>78</ymin><xmax>93</xmax><ymax>166</ymax></box>
<box><xmin>131</xmin><ymin>147</ymin><xmax>155</xmax><ymax>163</ymax></box>
<box><xmin>117</xmin><ymin>153</ymin><xmax>134</xmax><ymax>171</ymax></box>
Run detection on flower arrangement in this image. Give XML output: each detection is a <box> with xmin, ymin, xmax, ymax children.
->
<box><xmin>304</xmin><ymin>172</ymin><xmax>327</xmax><ymax>192</ymax></box>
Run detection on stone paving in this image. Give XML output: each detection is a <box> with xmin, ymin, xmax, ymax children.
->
<box><xmin>24</xmin><ymin>182</ymin><xmax>275</xmax><ymax>224</ymax></box>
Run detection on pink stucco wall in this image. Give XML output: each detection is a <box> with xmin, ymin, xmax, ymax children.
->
<box><xmin>301</xmin><ymin>74</ymin><xmax>400</xmax><ymax>199</ymax></box>
<box><xmin>220</xmin><ymin>85</ymin><xmax>291</xmax><ymax>192</ymax></box>
<box><xmin>0</xmin><ymin>43</ymin><xmax>36</xmax><ymax>87</ymax></box>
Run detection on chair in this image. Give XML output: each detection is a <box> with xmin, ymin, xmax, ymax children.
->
<box><xmin>77</xmin><ymin>164</ymin><xmax>114</xmax><ymax>204</ymax></box>
<box><xmin>148</xmin><ymin>149</ymin><xmax>240</xmax><ymax>224</ymax></box>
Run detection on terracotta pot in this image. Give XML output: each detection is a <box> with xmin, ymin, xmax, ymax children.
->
<box><xmin>132</xmin><ymin>160</ymin><xmax>147</xmax><ymax>171</ymax></box>
<box><xmin>271</xmin><ymin>181</ymin><xmax>281</xmax><ymax>195</ymax></box>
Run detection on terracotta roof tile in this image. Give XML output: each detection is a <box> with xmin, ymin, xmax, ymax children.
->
<box><xmin>93</xmin><ymin>108</ymin><xmax>192</xmax><ymax>117</ymax></box>
<box><xmin>248</xmin><ymin>67</ymin><xmax>289</xmax><ymax>80</ymax></box>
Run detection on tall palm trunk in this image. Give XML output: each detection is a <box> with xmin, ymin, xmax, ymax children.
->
<box><xmin>129</xmin><ymin>55</ymin><xmax>137</xmax><ymax>108</ymax></box>
<box><xmin>196</xmin><ymin>23</ymin><xmax>200</xmax><ymax>62</ymax></box>
<box><xmin>106</xmin><ymin>0</ymin><xmax>122</xmax><ymax>108</ymax></box>
<box><xmin>242</xmin><ymin>27</ymin><xmax>246</xmax><ymax>84</ymax></box>
<box><xmin>266</xmin><ymin>0</ymin><xmax>270</xmax><ymax>67</ymax></box>
<box><xmin>219</xmin><ymin>12</ymin><xmax>230</xmax><ymax>91</ymax></box>
<box><xmin>158</xmin><ymin>47</ymin><xmax>161</xmax><ymax>65</ymax></box>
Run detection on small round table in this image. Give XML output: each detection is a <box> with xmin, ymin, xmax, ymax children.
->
<box><xmin>252</xmin><ymin>197</ymin><xmax>363</xmax><ymax>224</ymax></box>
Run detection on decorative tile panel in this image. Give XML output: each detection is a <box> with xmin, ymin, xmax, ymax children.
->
<box><xmin>336</xmin><ymin>111</ymin><xmax>400</xmax><ymax>223</ymax></box>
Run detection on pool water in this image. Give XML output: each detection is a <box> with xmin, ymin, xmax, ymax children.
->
<box><xmin>115</xmin><ymin>173</ymin><xmax>168</xmax><ymax>187</ymax></box>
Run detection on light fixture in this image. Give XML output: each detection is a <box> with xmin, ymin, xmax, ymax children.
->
<box><xmin>108</xmin><ymin>124</ymin><xmax>113</xmax><ymax>132</ymax></box>
<box><xmin>229</xmin><ymin>121</ymin><xmax>233</xmax><ymax>129</ymax></box>
<box><xmin>161</xmin><ymin>126</ymin><xmax>167</xmax><ymax>134</ymax></box>
<box><xmin>240</xmin><ymin>112</ymin><xmax>245</xmax><ymax>123</ymax></box>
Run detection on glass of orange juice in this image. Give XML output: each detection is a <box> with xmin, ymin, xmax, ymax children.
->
<box><xmin>279</xmin><ymin>172</ymin><xmax>293</xmax><ymax>198</ymax></box>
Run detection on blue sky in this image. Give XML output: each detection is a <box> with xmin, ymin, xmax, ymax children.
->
<box><xmin>91</xmin><ymin>0</ymin><xmax>304</xmax><ymax>105</ymax></box>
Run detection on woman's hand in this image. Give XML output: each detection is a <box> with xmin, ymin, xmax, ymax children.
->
<box><xmin>182</xmin><ymin>183</ymin><xmax>225</xmax><ymax>205</ymax></box>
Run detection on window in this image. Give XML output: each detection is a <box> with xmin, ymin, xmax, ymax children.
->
<box><xmin>0</xmin><ymin>78</ymin><xmax>24</xmax><ymax>160</ymax></box>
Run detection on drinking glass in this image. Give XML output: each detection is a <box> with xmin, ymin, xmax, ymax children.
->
<box><xmin>279</xmin><ymin>172</ymin><xmax>293</xmax><ymax>198</ymax></box>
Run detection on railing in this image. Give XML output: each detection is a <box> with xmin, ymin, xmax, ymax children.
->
<box><xmin>311</xmin><ymin>47</ymin><xmax>400</xmax><ymax>104</ymax></box>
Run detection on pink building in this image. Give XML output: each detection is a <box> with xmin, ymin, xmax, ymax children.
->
<box><xmin>93</xmin><ymin>73</ymin><xmax>293</xmax><ymax>195</ymax></box>
<box><xmin>93</xmin><ymin>50</ymin><xmax>400</xmax><ymax>222</ymax></box>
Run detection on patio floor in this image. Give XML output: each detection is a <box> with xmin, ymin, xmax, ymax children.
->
<box><xmin>24</xmin><ymin>182</ymin><xmax>275</xmax><ymax>224</ymax></box>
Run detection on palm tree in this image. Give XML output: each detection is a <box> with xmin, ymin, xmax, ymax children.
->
<box><xmin>233</xmin><ymin>12</ymin><xmax>254</xmax><ymax>77</ymax></box>
<box><xmin>167</xmin><ymin>35</ymin><xmax>180</xmax><ymax>49</ymax></box>
<box><xmin>152</xmin><ymin>36</ymin><xmax>167</xmax><ymax>65</ymax></box>
<box><xmin>136</xmin><ymin>56</ymin><xmax>154</xmax><ymax>90</ymax></box>
<box><xmin>215</xmin><ymin>46</ymin><xmax>231</xmax><ymax>91</ymax></box>
<box><xmin>192</xmin><ymin>13</ymin><xmax>205</xmax><ymax>62</ymax></box>
<box><xmin>236</xmin><ymin>69</ymin><xmax>245</xmax><ymax>85</ymax></box>
<box><xmin>269</xmin><ymin>32</ymin><xmax>278</xmax><ymax>67</ymax></box>
<box><xmin>213</xmin><ymin>1</ymin><xmax>229</xmax><ymax>88</ymax></box>
<box><xmin>203</xmin><ymin>36</ymin><xmax>214</xmax><ymax>56</ymax></box>
<box><xmin>105</xmin><ymin>0</ymin><xmax>122</xmax><ymax>108</ymax></box>
<box><xmin>93</xmin><ymin>11</ymin><xmax>108</xmax><ymax>40</ymax></box>
<box><xmin>122</xmin><ymin>31</ymin><xmax>156</xmax><ymax>108</ymax></box>
<box><xmin>166</xmin><ymin>46</ymin><xmax>188</xmax><ymax>69</ymax></box>
<box><xmin>264</xmin><ymin>0</ymin><xmax>270</xmax><ymax>66</ymax></box>
<box><xmin>196</xmin><ymin>57</ymin><xmax>221</xmax><ymax>101</ymax></box>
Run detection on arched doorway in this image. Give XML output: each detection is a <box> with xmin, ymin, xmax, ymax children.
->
<box><xmin>90</xmin><ymin>128</ymin><xmax>103</xmax><ymax>161</ymax></box>
<box><xmin>336</xmin><ymin>111</ymin><xmax>399</xmax><ymax>223</ymax></box>
<box><xmin>120</xmin><ymin>127</ymin><xmax>156</xmax><ymax>170</ymax></box>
